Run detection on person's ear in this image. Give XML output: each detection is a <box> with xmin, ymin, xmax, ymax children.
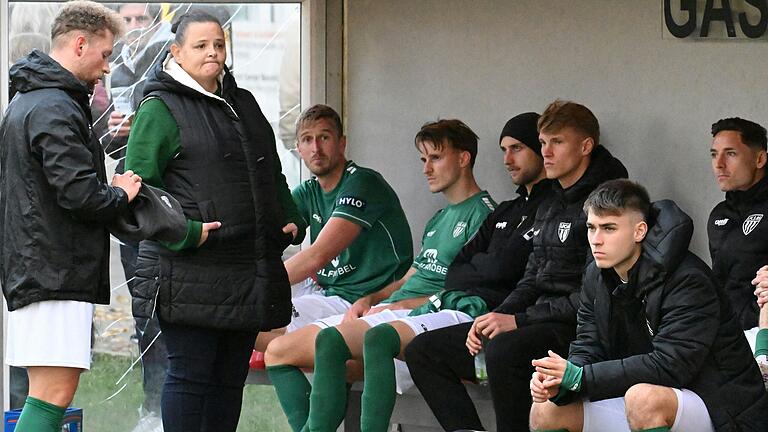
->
<box><xmin>756</xmin><ymin>149</ymin><xmax>767</xmax><ymax>170</ymax></box>
<box><xmin>634</xmin><ymin>220</ymin><xmax>648</xmax><ymax>243</ymax></box>
<box><xmin>581</xmin><ymin>136</ymin><xmax>595</xmax><ymax>156</ymax></box>
<box><xmin>75</xmin><ymin>34</ymin><xmax>87</xmax><ymax>57</ymax></box>
<box><xmin>170</xmin><ymin>43</ymin><xmax>181</xmax><ymax>62</ymax></box>
<box><xmin>459</xmin><ymin>149</ymin><xmax>471</xmax><ymax>168</ymax></box>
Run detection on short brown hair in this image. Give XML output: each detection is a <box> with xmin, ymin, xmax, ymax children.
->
<box><xmin>51</xmin><ymin>1</ymin><xmax>124</xmax><ymax>42</ymax></box>
<box><xmin>414</xmin><ymin>119</ymin><xmax>479</xmax><ymax>167</ymax></box>
<box><xmin>538</xmin><ymin>100</ymin><xmax>600</xmax><ymax>147</ymax></box>
<box><xmin>583</xmin><ymin>179</ymin><xmax>651</xmax><ymax>221</ymax></box>
<box><xmin>295</xmin><ymin>104</ymin><xmax>343</xmax><ymax>140</ymax></box>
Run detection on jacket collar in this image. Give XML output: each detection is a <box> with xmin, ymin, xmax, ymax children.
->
<box><xmin>162</xmin><ymin>54</ymin><xmax>227</xmax><ymax>103</ymax></box>
<box><xmin>520</xmin><ymin>178</ymin><xmax>555</xmax><ymax>201</ymax></box>
<box><xmin>142</xmin><ymin>52</ymin><xmax>239</xmax><ymax>119</ymax></box>
<box><xmin>724</xmin><ymin>173</ymin><xmax>768</xmax><ymax>211</ymax></box>
<box><xmin>553</xmin><ymin>145</ymin><xmax>628</xmax><ymax>204</ymax></box>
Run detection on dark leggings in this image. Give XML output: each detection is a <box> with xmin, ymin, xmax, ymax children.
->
<box><xmin>405</xmin><ymin>321</ymin><xmax>575</xmax><ymax>432</ymax></box>
<box><xmin>158</xmin><ymin>318</ymin><xmax>257</xmax><ymax>432</ymax></box>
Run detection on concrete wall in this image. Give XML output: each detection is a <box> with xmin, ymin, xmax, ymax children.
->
<box><xmin>344</xmin><ymin>0</ymin><xmax>768</xmax><ymax>259</ymax></box>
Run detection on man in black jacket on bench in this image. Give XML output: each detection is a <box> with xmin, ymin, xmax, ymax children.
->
<box><xmin>530</xmin><ymin>179</ymin><xmax>768</xmax><ymax>432</ymax></box>
<box><xmin>406</xmin><ymin>100</ymin><xmax>628</xmax><ymax>432</ymax></box>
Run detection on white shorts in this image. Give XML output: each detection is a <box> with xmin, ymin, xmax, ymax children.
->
<box><xmin>6</xmin><ymin>300</ymin><xmax>94</xmax><ymax>370</ymax></box>
<box><xmin>286</xmin><ymin>293</ymin><xmax>352</xmax><ymax>332</ymax></box>
<box><xmin>313</xmin><ymin>307</ymin><xmax>412</xmax><ymax>329</ymax></box>
<box><xmin>312</xmin><ymin>307</ymin><xmax>473</xmax><ymax>335</ymax></box>
<box><xmin>582</xmin><ymin>388</ymin><xmax>714</xmax><ymax>432</ymax></box>
<box><xmin>313</xmin><ymin>307</ymin><xmax>473</xmax><ymax>393</ymax></box>
<box><xmin>291</xmin><ymin>277</ymin><xmax>324</xmax><ymax>298</ymax></box>
<box><xmin>397</xmin><ymin>309</ymin><xmax>474</xmax><ymax>336</ymax></box>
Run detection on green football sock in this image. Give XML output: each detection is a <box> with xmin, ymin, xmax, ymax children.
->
<box><xmin>14</xmin><ymin>396</ymin><xmax>66</xmax><ymax>432</ymax></box>
<box><xmin>632</xmin><ymin>427</ymin><xmax>670</xmax><ymax>432</ymax></box>
<box><xmin>306</xmin><ymin>327</ymin><xmax>352</xmax><ymax>432</ymax></box>
<box><xmin>755</xmin><ymin>328</ymin><xmax>768</xmax><ymax>357</ymax></box>
<box><xmin>267</xmin><ymin>365</ymin><xmax>311</xmax><ymax>432</ymax></box>
<box><xmin>360</xmin><ymin>323</ymin><xmax>402</xmax><ymax>432</ymax></box>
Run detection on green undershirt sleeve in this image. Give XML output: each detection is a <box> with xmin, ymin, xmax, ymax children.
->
<box><xmin>754</xmin><ymin>328</ymin><xmax>768</xmax><ymax>357</ymax></box>
<box><xmin>124</xmin><ymin>97</ymin><xmax>202</xmax><ymax>251</ymax></box>
<box><xmin>274</xmin><ymin>161</ymin><xmax>305</xmax><ymax>244</ymax></box>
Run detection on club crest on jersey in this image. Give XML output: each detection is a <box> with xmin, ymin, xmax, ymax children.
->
<box><xmin>743</xmin><ymin>214</ymin><xmax>764</xmax><ymax>236</ymax></box>
<box><xmin>558</xmin><ymin>222</ymin><xmax>571</xmax><ymax>243</ymax></box>
<box><xmin>453</xmin><ymin>221</ymin><xmax>468</xmax><ymax>238</ymax></box>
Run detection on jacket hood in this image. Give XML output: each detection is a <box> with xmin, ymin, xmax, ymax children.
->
<box><xmin>9</xmin><ymin>50</ymin><xmax>91</xmax><ymax>99</ymax></box>
<box><xmin>559</xmin><ymin>145</ymin><xmax>629</xmax><ymax>203</ymax></box>
<box><xmin>142</xmin><ymin>51</ymin><xmax>238</xmax><ymax>105</ymax></box>
<box><xmin>634</xmin><ymin>199</ymin><xmax>693</xmax><ymax>289</ymax></box>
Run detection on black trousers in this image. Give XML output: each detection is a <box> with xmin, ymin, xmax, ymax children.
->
<box><xmin>159</xmin><ymin>318</ymin><xmax>257</xmax><ymax>432</ymax></box>
<box><xmin>404</xmin><ymin>321</ymin><xmax>575</xmax><ymax>432</ymax></box>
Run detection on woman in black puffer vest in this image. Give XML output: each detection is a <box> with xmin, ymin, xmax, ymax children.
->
<box><xmin>124</xmin><ymin>11</ymin><xmax>304</xmax><ymax>432</ymax></box>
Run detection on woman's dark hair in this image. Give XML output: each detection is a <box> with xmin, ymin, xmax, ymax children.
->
<box><xmin>171</xmin><ymin>10</ymin><xmax>221</xmax><ymax>44</ymax></box>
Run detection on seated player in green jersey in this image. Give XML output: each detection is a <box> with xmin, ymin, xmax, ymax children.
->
<box><xmin>266</xmin><ymin>119</ymin><xmax>496</xmax><ymax>432</ymax></box>
<box><xmin>255</xmin><ymin>105</ymin><xmax>413</xmax><ymax>354</ymax></box>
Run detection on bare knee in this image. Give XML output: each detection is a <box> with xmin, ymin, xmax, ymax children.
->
<box><xmin>529</xmin><ymin>401</ymin><xmax>554</xmax><ymax>430</ymax></box>
<box><xmin>530</xmin><ymin>399</ymin><xmax>583</xmax><ymax>432</ymax></box>
<box><xmin>27</xmin><ymin>367</ymin><xmax>81</xmax><ymax>407</ymax></box>
<box><xmin>255</xmin><ymin>328</ymin><xmax>285</xmax><ymax>351</ymax></box>
<box><xmin>264</xmin><ymin>328</ymin><xmax>317</xmax><ymax>367</ymax></box>
<box><xmin>264</xmin><ymin>334</ymin><xmax>302</xmax><ymax>366</ymax></box>
<box><xmin>529</xmin><ymin>401</ymin><xmax>561</xmax><ymax>430</ymax></box>
<box><xmin>625</xmin><ymin>384</ymin><xmax>677</xmax><ymax>429</ymax></box>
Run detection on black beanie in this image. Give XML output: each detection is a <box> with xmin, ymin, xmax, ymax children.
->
<box><xmin>500</xmin><ymin>112</ymin><xmax>541</xmax><ymax>157</ymax></box>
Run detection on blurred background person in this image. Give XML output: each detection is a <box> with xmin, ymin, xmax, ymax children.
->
<box><xmin>96</xmin><ymin>5</ymin><xmax>172</xmax><ymax>432</ymax></box>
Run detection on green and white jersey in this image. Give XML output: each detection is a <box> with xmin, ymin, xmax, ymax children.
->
<box><xmin>292</xmin><ymin>161</ymin><xmax>413</xmax><ymax>303</ymax></box>
<box><xmin>386</xmin><ymin>191</ymin><xmax>496</xmax><ymax>304</ymax></box>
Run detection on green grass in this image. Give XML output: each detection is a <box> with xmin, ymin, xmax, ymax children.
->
<box><xmin>71</xmin><ymin>353</ymin><xmax>291</xmax><ymax>431</ymax></box>
<box><xmin>239</xmin><ymin>386</ymin><xmax>293</xmax><ymax>432</ymax></box>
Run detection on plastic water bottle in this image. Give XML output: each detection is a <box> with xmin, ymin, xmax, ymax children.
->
<box><xmin>474</xmin><ymin>350</ymin><xmax>488</xmax><ymax>385</ymax></box>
